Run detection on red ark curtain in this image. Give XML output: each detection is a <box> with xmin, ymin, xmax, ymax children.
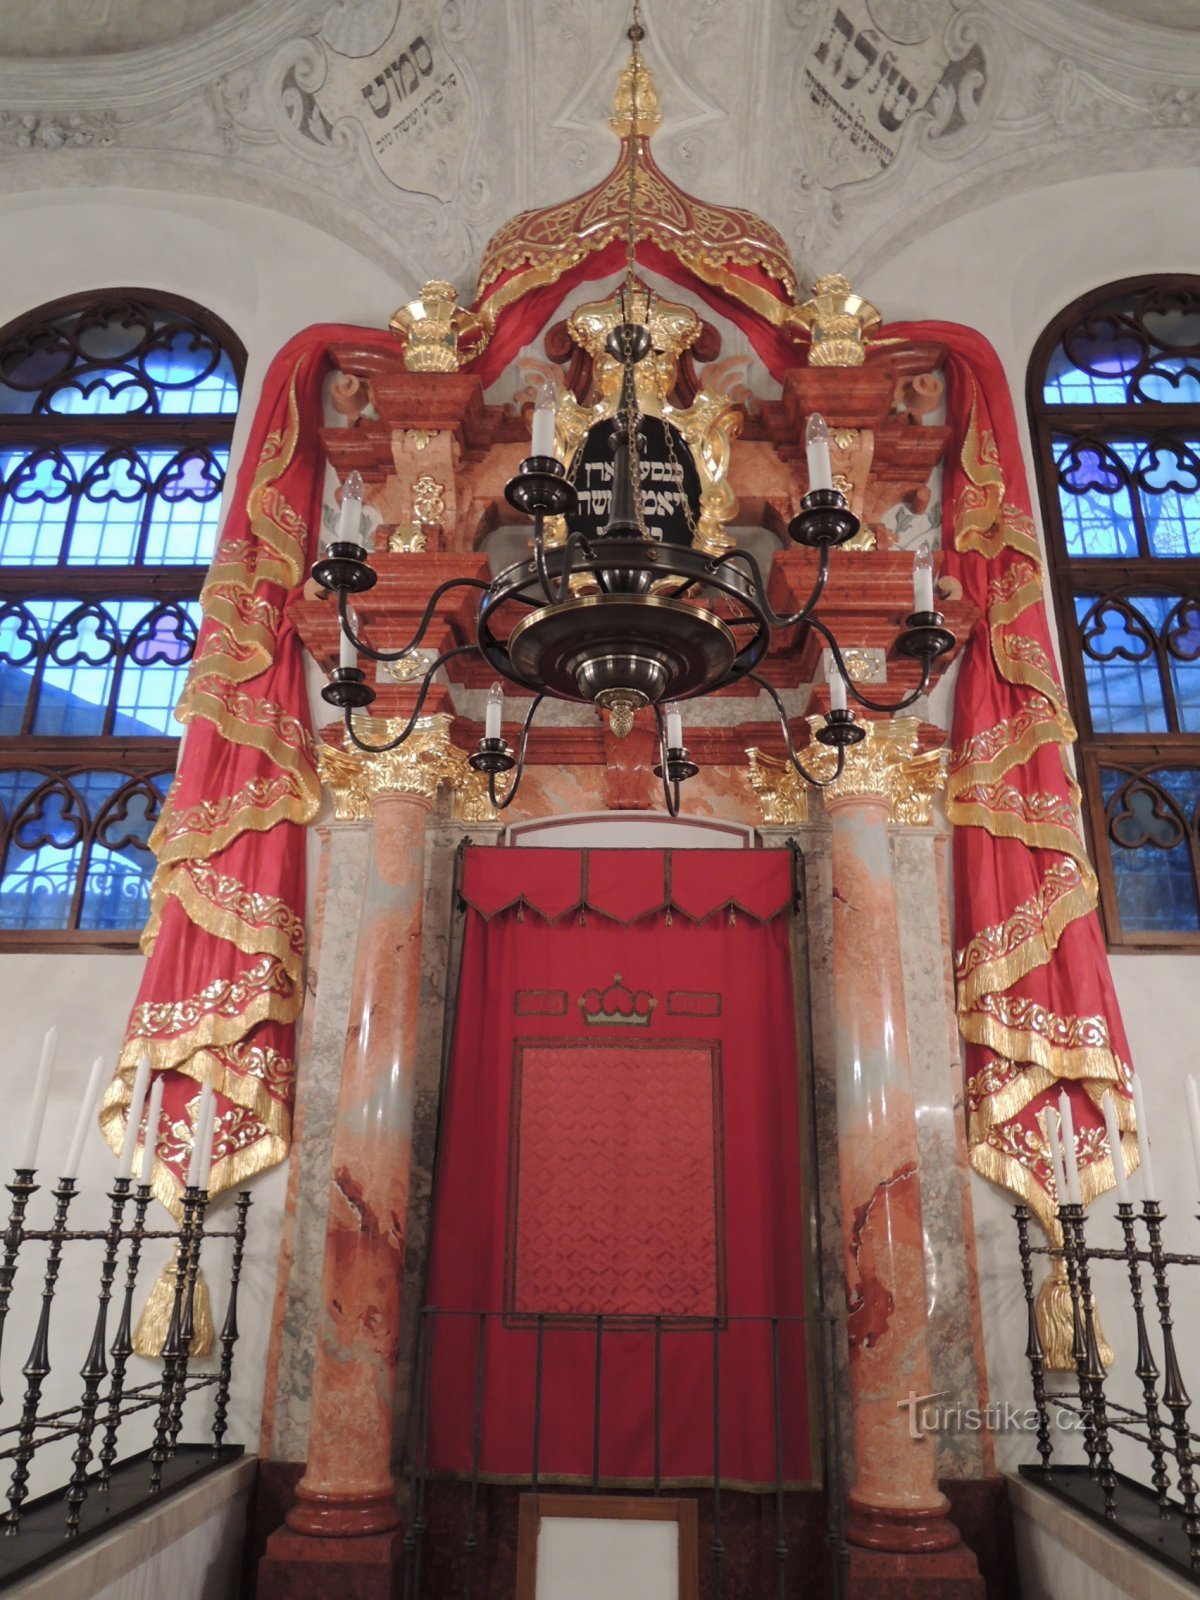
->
<box><xmin>423</xmin><ymin>846</ymin><xmax>817</xmax><ymax>1490</ymax></box>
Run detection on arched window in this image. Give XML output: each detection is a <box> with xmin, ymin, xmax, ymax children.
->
<box><xmin>0</xmin><ymin>290</ymin><xmax>244</xmax><ymax>948</ymax></box>
<box><xmin>1030</xmin><ymin>277</ymin><xmax>1200</xmax><ymax>949</ymax></box>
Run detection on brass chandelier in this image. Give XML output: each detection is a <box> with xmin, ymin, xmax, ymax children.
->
<box><xmin>313</xmin><ymin>8</ymin><xmax>954</xmax><ymax>816</ymax></box>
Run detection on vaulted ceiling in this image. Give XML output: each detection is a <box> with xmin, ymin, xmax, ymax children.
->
<box><xmin>0</xmin><ymin>0</ymin><xmax>1194</xmax><ymax>298</ymax></box>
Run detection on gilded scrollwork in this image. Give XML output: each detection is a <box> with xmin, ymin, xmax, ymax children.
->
<box><xmin>795</xmin><ymin>716</ymin><xmax>947</xmax><ymax>824</ymax></box>
<box><xmin>316</xmin><ymin>714</ymin><xmax>500</xmax><ymax>820</ymax></box>
<box><xmin>745</xmin><ymin>747</ymin><xmax>809</xmax><ymax>827</ymax></box>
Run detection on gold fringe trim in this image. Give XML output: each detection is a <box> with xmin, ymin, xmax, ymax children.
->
<box><xmin>148</xmin><ymin>771</ymin><xmax>316</xmax><ymax>871</ymax></box>
<box><xmin>132</xmin><ymin>1247</ymin><xmax>214</xmax><ymax>1358</ymax></box>
<box><xmin>147</xmin><ymin>859</ymin><xmax>305</xmax><ymax>979</ymax></box>
<box><xmin>957</xmin><ymin>874</ymin><xmax>1097</xmax><ymax>1014</ymax></box>
<box><xmin>1034</xmin><ymin>1256</ymin><xmax>1114</xmax><ymax>1372</ymax></box>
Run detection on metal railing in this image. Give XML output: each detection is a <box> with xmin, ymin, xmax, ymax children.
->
<box><xmin>402</xmin><ymin>1307</ymin><xmax>847</xmax><ymax>1600</ymax></box>
<box><xmin>1015</xmin><ymin>1198</ymin><xmax>1200</xmax><ymax>1578</ymax></box>
<box><xmin>0</xmin><ymin>1165</ymin><xmax>250</xmax><ymax>1569</ymax></box>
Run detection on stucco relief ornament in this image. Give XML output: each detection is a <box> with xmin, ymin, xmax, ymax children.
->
<box><xmin>794</xmin><ymin>0</ymin><xmax>999</xmax><ymax>194</ymax></box>
<box><xmin>265</xmin><ymin>0</ymin><xmax>475</xmax><ymax>204</ymax></box>
<box><xmin>0</xmin><ymin>111</ymin><xmax>115</xmax><ymax>149</ymax></box>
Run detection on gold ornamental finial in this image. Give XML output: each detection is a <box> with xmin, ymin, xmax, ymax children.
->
<box><xmin>389</xmin><ymin>279</ymin><xmax>487</xmax><ymax>373</ymax></box>
<box><xmin>609</xmin><ymin>55</ymin><xmax>661</xmax><ymax>138</ymax></box>
<box><xmin>792</xmin><ymin>274</ymin><xmax>881</xmax><ymax>368</ymax></box>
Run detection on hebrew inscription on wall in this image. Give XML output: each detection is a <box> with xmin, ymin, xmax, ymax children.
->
<box><xmin>803</xmin><ymin>0</ymin><xmax>959</xmax><ymax>184</ymax></box>
<box><xmin>311</xmin><ymin>0</ymin><xmax>467</xmax><ymax>200</ymax></box>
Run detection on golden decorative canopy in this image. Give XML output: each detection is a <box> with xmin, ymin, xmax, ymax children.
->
<box><xmin>473</xmin><ymin>53</ymin><xmax>800</xmax><ymax>331</ymax></box>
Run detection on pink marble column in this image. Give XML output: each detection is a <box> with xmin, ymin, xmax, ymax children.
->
<box><xmin>285</xmin><ymin>787</ymin><xmax>429</xmax><ymax>1539</ymax></box>
<box><xmin>827</xmin><ymin>782</ymin><xmax>980</xmax><ymax>1591</ymax></box>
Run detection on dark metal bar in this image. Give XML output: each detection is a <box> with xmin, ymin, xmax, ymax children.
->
<box><xmin>531</xmin><ymin>1313</ymin><xmax>544</xmax><ymax>1493</ymax></box>
<box><xmin>1065</xmin><ymin>1203</ymin><xmax>1118</xmax><ymax>1519</ymax></box>
<box><xmin>1056</xmin><ymin>1204</ymin><xmax>1099</xmax><ymax>1476</ymax></box>
<box><xmin>1117</xmin><ymin>1200</ymin><xmax>1172</xmax><ymax>1517</ymax></box>
<box><xmin>401</xmin><ymin>1308</ymin><xmax>428</xmax><ymax>1600</ymax></box>
<box><xmin>711</xmin><ymin>1316</ymin><xmax>723</xmax><ymax>1600</ymax></box>
<box><xmin>64</xmin><ymin>1177</ymin><xmax>132</xmax><ymax>1535</ymax></box>
<box><xmin>0</xmin><ymin>1170</ymin><xmax>37</xmax><ymax>1404</ymax></box>
<box><xmin>212</xmin><ymin>1191</ymin><xmax>251</xmax><ymax>1455</ymax></box>
<box><xmin>411</xmin><ymin>1305</ymin><xmax>437</xmax><ymax>1600</ymax></box>
<box><xmin>1013</xmin><ymin>1205</ymin><xmax>1053</xmax><ymax>1479</ymax></box>
<box><xmin>771</xmin><ymin>1317</ymin><xmax>788</xmax><ymax>1600</ymax></box>
<box><xmin>464</xmin><ymin>1311</ymin><xmax>487</xmax><ymax>1600</ymax></box>
<box><xmin>1143</xmin><ymin>1201</ymin><xmax>1200</xmax><ymax>1566</ymax></box>
<box><xmin>149</xmin><ymin>1187</ymin><xmax>198</xmax><ymax>1495</ymax></box>
<box><xmin>98</xmin><ymin>1178</ymin><xmax>153</xmax><ymax>1488</ymax></box>
<box><xmin>592</xmin><ymin>1314</ymin><xmax>603</xmax><ymax>1493</ymax></box>
<box><xmin>167</xmin><ymin>1186</ymin><xmax>210</xmax><ymax>1457</ymax></box>
<box><xmin>5</xmin><ymin>1177</ymin><xmax>77</xmax><ymax>1534</ymax></box>
<box><xmin>653</xmin><ymin>1314</ymin><xmax>662</xmax><ymax>1497</ymax></box>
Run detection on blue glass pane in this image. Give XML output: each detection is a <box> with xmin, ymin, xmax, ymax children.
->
<box><xmin>1056</xmin><ymin>440</ymin><xmax>1138</xmax><ymax>557</ymax></box>
<box><xmin>1137</xmin><ymin>360</ymin><xmax>1200</xmax><ymax>404</ymax></box>
<box><xmin>1167</xmin><ymin>598</ymin><xmax>1200</xmax><ymax>732</ymax></box>
<box><xmin>1139</xmin><ymin>441</ymin><xmax>1200</xmax><ymax>556</ymax></box>
<box><xmin>1101</xmin><ymin>767</ymin><xmax>1200</xmax><ymax>932</ymax></box>
<box><xmin>79</xmin><ymin>773</ymin><xmax>171</xmax><ymax>931</ymax></box>
<box><xmin>1077</xmin><ymin>596</ymin><xmax>1167</xmax><ymax>733</ymax></box>
<box><xmin>145</xmin><ymin>344</ymin><xmax>239</xmax><ymax>416</ymax></box>
<box><xmin>0</xmin><ymin>449</ymin><xmax>78</xmax><ymax>564</ymax></box>
<box><xmin>141</xmin><ymin>447</ymin><xmax>227</xmax><ymax>565</ymax></box>
<box><xmin>6</xmin><ymin>598</ymin><xmax>199</xmax><ymax>738</ymax></box>
<box><xmin>1044</xmin><ymin>347</ymin><xmax>1130</xmax><ymax>404</ymax></box>
<box><xmin>0</xmin><ymin>302</ymin><xmax>240</xmax><ymax>417</ymax></box>
<box><xmin>0</xmin><ymin>767</ymin><xmax>170</xmax><ymax>931</ymax></box>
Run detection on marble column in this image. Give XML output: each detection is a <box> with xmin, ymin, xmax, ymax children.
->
<box><xmin>820</xmin><ymin>719</ymin><xmax>984</xmax><ymax>1598</ymax></box>
<box><xmin>260</xmin><ymin>716</ymin><xmax>493</xmax><ymax>1598</ymax></box>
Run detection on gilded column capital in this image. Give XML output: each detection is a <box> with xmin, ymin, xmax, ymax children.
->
<box><xmin>805</xmin><ymin>717</ymin><xmax>946</xmax><ymax>823</ymax></box>
<box><xmin>745</xmin><ymin>747</ymin><xmax>809</xmax><ymax>826</ymax></box>
<box><xmin>317</xmin><ymin>715</ymin><xmax>500</xmax><ymax>822</ymax></box>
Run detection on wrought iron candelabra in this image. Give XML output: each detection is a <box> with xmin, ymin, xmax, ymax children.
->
<box><xmin>0</xmin><ymin>1160</ymin><xmax>251</xmax><ymax>1556</ymax></box>
<box><xmin>1014</xmin><ymin>1195</ymin><xmax>1200</xmax><ymax>1573</ymax></box>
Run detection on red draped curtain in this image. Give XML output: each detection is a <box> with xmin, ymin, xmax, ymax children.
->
<box><xmin>424</xmin><ymin>846</ymin><xmax>817</xmax><ymax>1489</ymax></box>
<box><xmin>101</xmin><ymin>323</ymin><xmax>396</xmax><ymax>1211</ymax></box>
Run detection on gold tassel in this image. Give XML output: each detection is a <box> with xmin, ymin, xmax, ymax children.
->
<box><xmin>1035</xmin><ymin>1254</ymin><xmax>1114</xmax><ymax>1371</ymax></box>
<box><xmin>132</xmin><ymin>1246</ymin><xmax>214</xmax><ymax>1358</ymax></box>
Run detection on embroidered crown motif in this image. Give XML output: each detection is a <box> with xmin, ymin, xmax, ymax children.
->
<box><xmin>579</xmin><ymin>973</ymin><xmax>655</xmax><ymax>1027</ymax></box>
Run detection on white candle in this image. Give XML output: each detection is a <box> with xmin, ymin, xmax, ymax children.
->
<box><xmin>1131</xmin><ymin>1072</ymin><xmax>1156</xmax><ymax>1201</ymax></box>
<box><xmin>1101</xmin><ymin>1090</ymin><xmax>1131</xmax><ymax>1205</ymax></box>
<box><xmin>531</xmin><ymin>397</ymin><xmax>556</xmax><ymax>460</ymax></box>
<box><xmin>1043</xmin><ymin>1108</ymin><xmax>1068</xmax><ymax>1204</ymax></box>
<box><xmin>62</xmin><ymin>1055</ymin><xmax>106</xmax><ymax>1181</ymax></box>
<box><xmin>139</xmin><ymin>1076</ymin><xmax>164</xmax><ymax>1185</ymax></box>
<box><xmin>1058</xmin><ymin>1090</ymin><xmax>1083</xmax><ymax>1205</ymax></box>
<box><xmin>913</xmin><ymin>542</ymin><xmax>935</xmax><ymax>614</ymax></box>
<box><xmin>198</xmin><ymin>1096</ymin><xmax>219</xmax><ymax>1193</ymax></box>
<box><xmin>339</xmin><ymin>613</ymin><xmax>357</xmax><ymax>674</ymax></box>
<box><xmin>18</xmin><ymin>1025</ymin><xmax>57</xmax><ymax>1170</ymax></box>
<box><xmin>336</xmin><ymin>470</ymin><xmax>364</xmax><ymax>543</ymax></box>
<box><xmin>185</xmin><ymin>1083</ymin><xmax>213</xmax><ymax>1189</ymax></box>
<box><xmin>828</xmin><ymin>670</ymin><xmax>847</xmax><ymax>713</ymax></box>
<box><xmin>665</xmin><ymin>702</ymin><xmax>683</xmax><ymax>749</ymax></box>
<box><xmin>1188</xmin><ymin>1076</ymin><xmax>1200</xmax><ymax>1199</ymax></box>
<box><xmin>805</xmin><ymin>412</ymin><xmax>833</xmax><ymax>493</ymax></box>
<box><xmin>485</xmin><ymin>682</ymin><xmax>503</xmax><ymax>741</ymax></box>
<box><xmin>116</xmin><ymin>1054</ymin><xmax>151</xmax><ymax>1179</ymax></box>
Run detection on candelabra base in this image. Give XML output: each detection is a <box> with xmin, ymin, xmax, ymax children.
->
<box><xmin>259</xmin><ymin>1525</ymin><xmax>405</xmax><ymax>1600</ymax></box>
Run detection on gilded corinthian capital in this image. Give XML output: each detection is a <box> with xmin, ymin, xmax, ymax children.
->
<box><xmin>316</xmin><ymin>715</ymin><xmax>500</xmax><ymax>821</ymax></box>
<box><xmin>804</xmin><ymin>717</ymin><xmax>946</xmax><ymax>822</ymax></box>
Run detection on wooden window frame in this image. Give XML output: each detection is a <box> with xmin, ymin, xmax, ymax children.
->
<box><xmin>516</xmin><ymin>1493</ymin><xmax>699</xmax><ymax>1600</ymax></box>
<box><xmin>0</xmin><ymin>289</ymin><xmax>245</xmax><ymax>953</ymax></box>
<box><xmin>1028</xmin><ymin>274</ymin><xmax>1200</xmax><ymax>952</ymax></box>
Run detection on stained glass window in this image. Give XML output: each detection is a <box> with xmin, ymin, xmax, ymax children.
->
<box><xmin>0</xmin><ymin>292</ymin><xmax>243</xmax><ymax>945</ymax></box>
<box><xmin>1032</xmin><ymin>277</ymin><xmax>1200</xmax><ymax>948</ymax></box>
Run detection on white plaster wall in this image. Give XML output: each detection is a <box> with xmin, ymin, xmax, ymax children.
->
<box><xmin>0</xmin><ymin>190</ymin><xmax>403</xmax><ymax>1502</ymax></box>
<box><xmin>870</xmin><ymin>163</ymin><xmax>1200</xmax><ymax>1481</ymax></box>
